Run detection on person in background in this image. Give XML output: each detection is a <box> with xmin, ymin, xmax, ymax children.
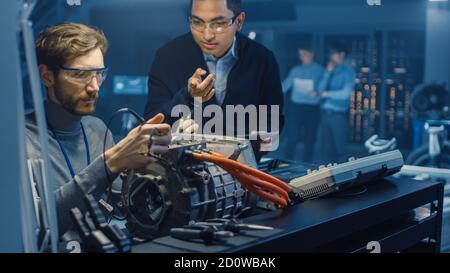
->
<box><xmin>316</xmin><ymin>43</ymin><xmax>356</xmax><ymax>164</ymax></box>
<box><xmin>282</xmin><ymin>46</ymin><xmax>324</xmax><ymax>163</ymax></box>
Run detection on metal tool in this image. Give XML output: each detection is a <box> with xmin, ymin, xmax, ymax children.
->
<box><xmin>170</xmin><ymin>224</ymin><xmax>234</xmax><ymax>244</ymax></box>
<box><xmin>194</xmin><ymin>218</ymin><xmax>274</xmax><ymax>233</ymax></box>
<box><xmin>84</xmin><ymin>195</ymin><xmax>131</xmax><ymax>253</ymax></box>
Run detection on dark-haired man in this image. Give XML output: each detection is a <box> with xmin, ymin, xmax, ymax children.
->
<box><xmin>144</xmin><ymin>0</ymin><xmax>284</xmax><ymax>159</ymax></box>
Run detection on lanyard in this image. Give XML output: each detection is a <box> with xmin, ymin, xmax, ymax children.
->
<box><xmin>49</xmin><ymin>122</ymin><xmax>91</xmax><ymax>178</ymax></box>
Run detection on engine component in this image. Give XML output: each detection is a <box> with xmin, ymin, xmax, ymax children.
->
<box><xmin>190</xmin><ymin>150</ymin><xmax>292</xmax><ymax>207</ymax></box>
<box><xmin>289</xmin><ymin>150</ymin><xmax>404</xmax><ymax>201</ymax></box>
<box><xmin>121</xmin><ymin>134</ymin><xmax>258</xmax><ymax>240</ymax></box>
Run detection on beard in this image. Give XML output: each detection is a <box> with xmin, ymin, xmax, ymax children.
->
<box><xmin>53</xmin><ymin>81</ymin><xmax>98</xmax><ymax>116</ymax></box>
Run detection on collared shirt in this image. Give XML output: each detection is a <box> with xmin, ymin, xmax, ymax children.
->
<box><xmin>317</xmin><ymin>62</ymin><xmax>356</xmax><ymax>112</ymax></box>
<box><xmin>282</xmin><ymin>63</ymin><xmax>325</xmax><ymax>105</ymax></box>
<box><xmin>204</xmin><ymin>37</ymin><xmax>238</xmax><ymax>105</ymax></box>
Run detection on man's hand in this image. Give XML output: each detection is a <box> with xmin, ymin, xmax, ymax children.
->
<box><xmin>104</xmin><ymin>113</ymin><xmax>172</xmax><ymax>174</ymax></box>
<box><xmin>321</xmin><ymin>91</ymin><xmax>329</xmax><ymax>98</ymax></box>
<box><xmin>188</xmin><ymin>68</ymin><xmax>215</xmax><ymax>102</ymax></box>
<box><xmin>175</xmin><ymin>117</ymin><xmax>199</xmax><ymax>134</ymax></box>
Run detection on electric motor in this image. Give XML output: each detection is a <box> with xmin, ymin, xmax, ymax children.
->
<box><xmin>121</xmin><ymin>135</ymin><xmax>258</xmax><ymax>240</ymax></box>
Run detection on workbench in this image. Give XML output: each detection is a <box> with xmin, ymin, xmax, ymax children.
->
<box><xmin>132</xmin><ymin>177</ymin><xmax>444</xmax><ymax>253</ymax></box>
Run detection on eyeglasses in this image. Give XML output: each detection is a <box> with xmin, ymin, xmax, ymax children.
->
<box><xmin>189</xmin><ymin>16</ymin><xmax>237</xmax><ymax>34</ymax></box>
<box><xmin>59</xmin><ymin>66</ymin><xmax>109</xmax><ymax>85</ymax></box>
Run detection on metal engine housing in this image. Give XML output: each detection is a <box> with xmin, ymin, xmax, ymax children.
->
<box><xmin>121</xmin><ymin>135</ymin><xmax>258</xmax><ymax>239</ymax></box>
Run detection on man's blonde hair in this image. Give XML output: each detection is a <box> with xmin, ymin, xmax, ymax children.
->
<box><xmin>36</xmin><ymin>22</ymin><xmax>108</xmax><ymax>71</ymax></box>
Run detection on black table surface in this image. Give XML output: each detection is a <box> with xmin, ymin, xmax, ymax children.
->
<box><xmin>132</xmin><ymin>177</ymin><xmax>443</xmax><ymax>253</ymax></box>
